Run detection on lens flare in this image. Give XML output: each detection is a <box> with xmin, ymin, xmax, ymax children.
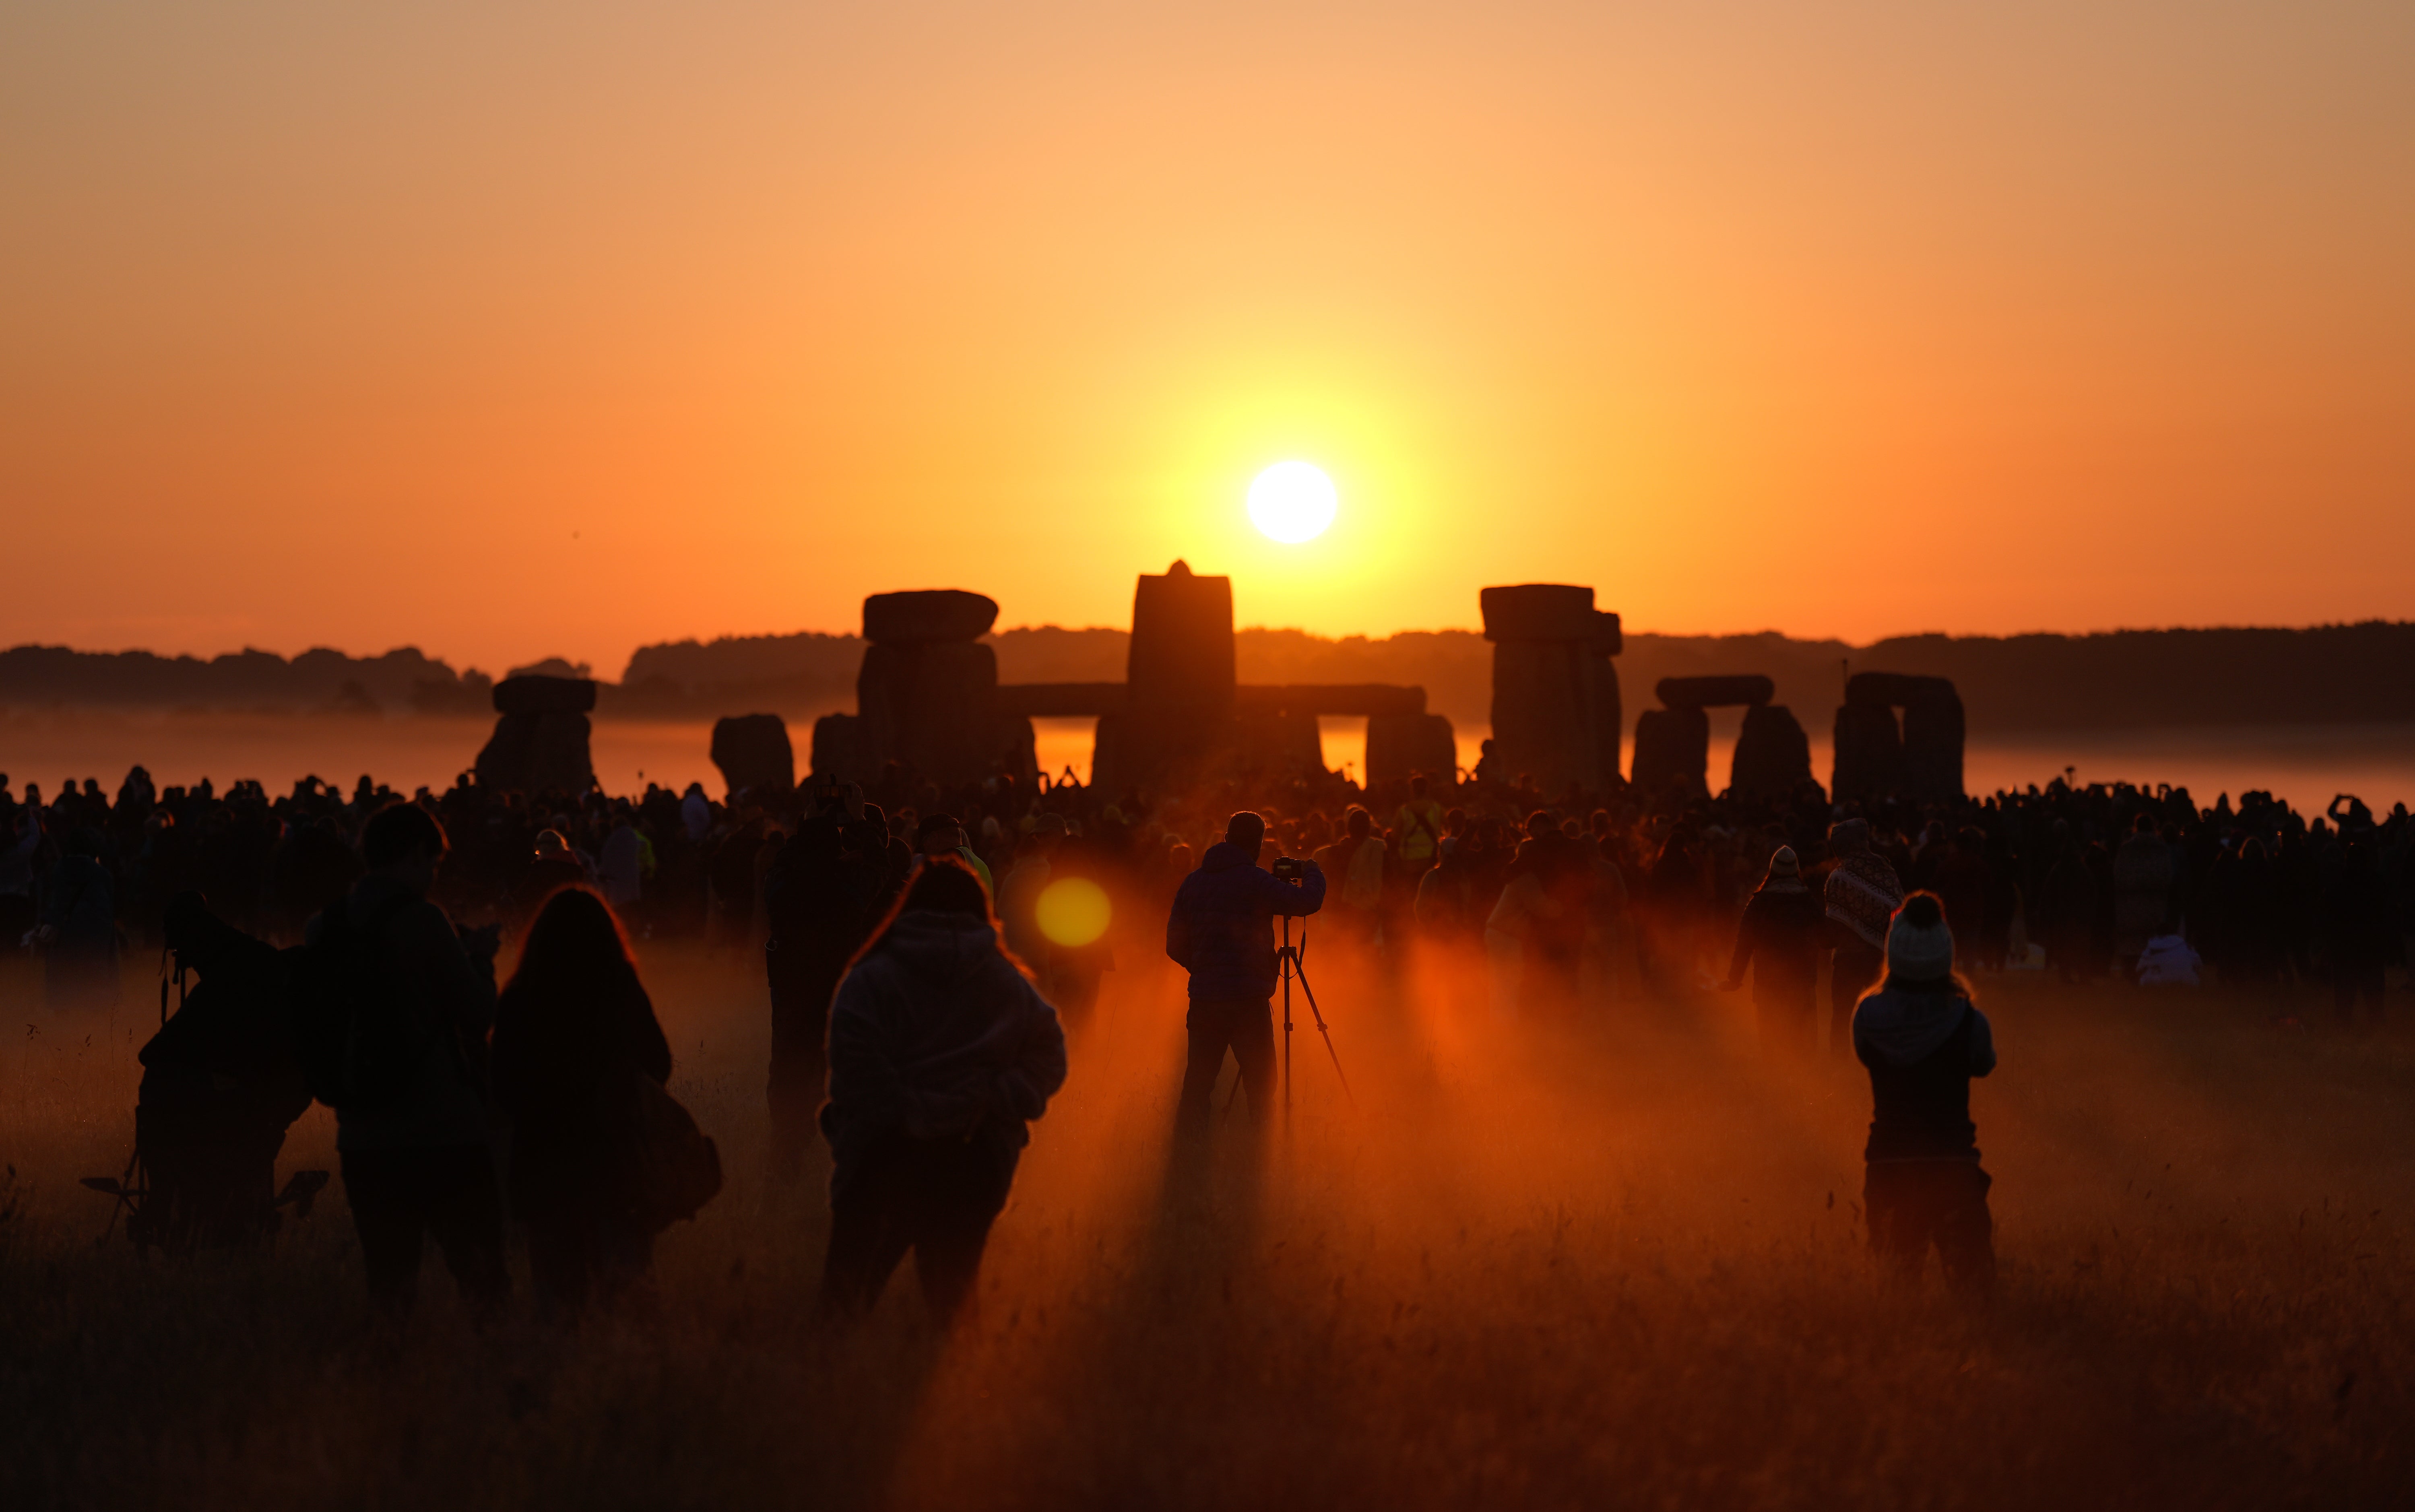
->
<box><xmin>1036</xmin><ymin>876</ymin><xmax>1112</xmax><ymax>947</ymax></box>
<box><xmin>1247</xmin><ymin>461</ymin><xmax>1338</xmax><ymax>543</ymax></box>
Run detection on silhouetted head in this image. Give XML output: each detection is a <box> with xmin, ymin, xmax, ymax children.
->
<box><xmin>1827</xmin><ymin>818</ymin><xmax>1870</xmax><ymax>856</ymax></box>
<box><xmin>363</xmin><ymin>802</ymin><xmax>448</xmax><ymax>876</ymax></box>
<box><xmin>1885</xmin><ymin>892</ymin><xmax>1954</xmax><ymax>983</ymax></box>
<box><xmin>1765</xmin><ymin>846</ymin><xmax>1801</xmax><ymax>883</ymax></box>
<box><xmin>505</xmin><ymin>886</ymin><xmax>639</xmax><ymax>1010</ymax></box>
<box><xmin>903</xmin><ymin>855</ymin><xmax>991</xmax><ymax>920</ymax></box>
<box><xmin>1526</xmin><ymin>811</ymin><xmax>1556</xmax><ymax>841</ymax></box>
<box><xmin>916</xmin><ymin>813</ymin><xmax>967</xmax><ymax>857</ymax></box>
<box><xmin>533</xmin><ymin>829</ymin><xmax>573</xmax><ymax>860</ymax></box>
<box><xmin>1347</xmin><ymin>807</ymin><xmax>1374</xmax><ymax>840</ymax></box>
<box><xmin>1225</xmin><ymin>811</ymin><xmax>1266</xmax><ymax>855</ymax></box>
<box><xmin>1410</xmin><ymin>775</ymin><xmax>1428</xmax><ymax>798</ymax></box>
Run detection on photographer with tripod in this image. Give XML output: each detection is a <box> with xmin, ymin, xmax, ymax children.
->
<box><xmin>1165</xmin><ymin>812</ymin><xmax>1326</xmax><ymax>1135</ymax></box>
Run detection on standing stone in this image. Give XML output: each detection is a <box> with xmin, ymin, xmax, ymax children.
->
<box><xmin>849</xmin><ymin>590</ymin><xmax>1032</xmax><ymax>786</ymax></box>
<box><xmin>1482</xmin><ymin>584</ymin><xmax>1622</xmax><ymax>796</ymax></box>
<box><xmin>1831</xmin><ymin>703</ymin><xmax>1905</xmax><ymax>802</ymax></box>
<box><xmin>1631</xmin><ymin>707</ymin><xmax>1710</xmax><ymax>798</ymax></box>
<box><xmin>710</xmin><ymin>714</ymin><xmax>795</xmax><ymax>802</ymax></box>
<box><xmin>1833</xmin><ymin>672</ymin><xmax>1963</xmax><ymax>802</ymax></box>
<box><xmin>1901</xmin><ymin>687</ymin><xmax>1966</xmax><ymax>803</ymax></box>
<box><xmin>1091</xmin><ymin>561</ymin><xmax>1311</xmax><ymax>795</ymax></box>
<box><xmin>473</xmin><ymin>676</ymin><xmax>597</xmax><ymax>796</ymax></box>
<box><xmin>1730</xmin><ymin>704</ymin><xmax>1813</xmax><ymax>799</ymax></box>
<box><xmin>809</xmin><ymin>712</ymin><xmax>871</xmax><ymax>786</ymax></box>
<box><xmin>1366</xmin><ymin>712</ymin><xmax>1458</xmax><ymax>787</ymax></box>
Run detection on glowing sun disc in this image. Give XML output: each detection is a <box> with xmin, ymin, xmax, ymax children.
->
<box><xmin>1247</xmin><ymin>461</ymin><xmax>1338</xmax><ymax>543</ymax></box>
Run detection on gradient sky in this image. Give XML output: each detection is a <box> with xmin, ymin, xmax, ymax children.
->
<box><xmin>4</xmin><ymin>1</ymin><xmax>2410</xmax><ymax>679</ymax></box>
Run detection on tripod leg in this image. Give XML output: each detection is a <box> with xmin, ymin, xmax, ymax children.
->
<box><xmin>1281</xmin><ymin>958</ymin><xmax>1293</xmax><ymax>1115</ymax></box>
<box><xmin>1292</xmin><ymin>964</ymin><xmax>1357</xmax><ymax>1107</ymax></box>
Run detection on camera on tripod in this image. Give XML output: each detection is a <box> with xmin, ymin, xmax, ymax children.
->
<box><xmin>1271</xmin><ymin>856</ymin><xmax>1306</xmax><ymax>881</ymax></box>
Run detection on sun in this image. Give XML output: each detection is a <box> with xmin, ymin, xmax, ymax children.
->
<box><xmin>1247</xmin><ymin>461</ymin><xmax>1338</xmax><ymax>543</ymax></box>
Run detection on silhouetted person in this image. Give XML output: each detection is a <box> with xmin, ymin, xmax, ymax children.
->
<box><xmin>995</xmin><ymin>830</ymin><xmax>1054</xmax><ymax>968</ymax></box>
<box><xmin>313</xmin><ymin>803</ymin><xmax>509</xmax><ymax>1318</ymax></box>
<box><xmin>1722</xmin><ymin>847</ymin><xmax>1824</xmax><ymax>1055</ymax></box>
<box><xmin>595</xmin><ymin>801</ymin><xmax>646</xmax><ymax>908</ymax></box>
<box><xmin>1312</xmin><ymin>806</ymin><xmax>1387</xmax><ymax>947</ymax></box>
<box><xmin>39</xmin><ymin>826</ymin><xmax>120</xmax><ymax>1008</ymax></box>
<box><xmin>136</xmin><ymin>891</ymin><xmax>313</xmax><ymax>1252</ymax></box>
<box><xmin>1393</xmin><ymin>775</ymin><xmax>1446</xmax><ymax>878</ymax></box>
<box><xmin>817</xmin><ymin>859</ymin><xmax>1066</xmax><ymax>1324</ymax></box>
<box><xmin>491</xmin><ymin>887</ymin><xmax>673</xmax><ymax>1314</ymax></box>
<box><xmin>0</xmin><ymin>799</ymin><xmax>43</xmax><ymax>948</ymax></box>
<box><xmin>2112</xmin><ymin>813</ymin><xmax>2174</xmax><ymax>978</ymax></box>
<box><xmin>915</xmin><ymin>811</ymin><xmax>992</xmax><ymax>892</ymax></box>
<box><xmin>760</xmin><ymin>785</ymin><xmax>889</xmax><ymax>1178</ymax></box>
<box><xmin>1417</xmin><ymin>814</ymin><xmax>1505</xmax><ymax>941</ymax></box>
<box><xmin>512</xmin><ymin>829</ymin><xmax>588</xmax><ymax>928</ymax></box>
<box><xmin>2322</xmin><ymin>840</ymin><xmax>2392</xmax><ymax>1024</ymax></box>
<box><xmin>1822</xmin><ymin>819</ymin><xmax>1901</xmax><ymax>1054</ymax></box>
<box><xmin>1852</xmin><ymin>892</ymin><xmax>1997</xmax><ymax>1300</ymax></box>
<box><xmin>1166</xmin><ymin>811</ymin><xmax>1325</xmax><ymax>1133</ymax></box>
<box><xmin>2036</xmin><ymin>821</ymin><xmax>2098</xmax><ymax>984</ymax></box>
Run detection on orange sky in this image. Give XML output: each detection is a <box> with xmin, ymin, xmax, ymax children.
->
<box><xmin>4</xmin><ymin>2</ymin><xmax>2410</xmax><ymax>680</ymax></box>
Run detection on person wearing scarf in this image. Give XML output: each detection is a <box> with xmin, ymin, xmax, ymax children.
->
<box><xmin>1721</xmin><ymin>846</ymin><xmax>1825</xmax><ymax>1055</ymax></box>
<box><xmin>1850</xmin><ymin>892</ymin><xmax>1997</xmax><ymax>1299</ymax></box>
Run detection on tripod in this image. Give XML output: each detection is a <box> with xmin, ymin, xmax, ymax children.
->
<box><xmin>1277</xmin><ymin>914</ymin><xmax>1354</xmax><ymax>1115</ymax></box>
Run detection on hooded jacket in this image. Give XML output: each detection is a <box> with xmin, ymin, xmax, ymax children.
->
<box><xmin>1851</xmin><ymin>986</ymin><xmax>1996</xmax><ymax>1161</ymax></box>
<box><xmin>821</xmin><ymin>910</ymin><xmax>1068</xmax><ymax>1199</ymax></box>
<box><xmin>1164</xmin><ymin>842</ymin><xmax>1327</xmax><ymax>1002</ymax></box>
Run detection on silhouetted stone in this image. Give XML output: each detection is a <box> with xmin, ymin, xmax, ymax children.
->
<box><xmin>474</xmin><ymin>712</ymin><xmax>594</xmax><ymax>796</ymax></box>
<box><xmin>856</xmin><ymin>639</ymin><xmax>1003</xmax><ymax>785</ymax></box>
<box><xmin>1091</xmin><ymin>708</ymin><xmax>1322</xmax><ymax>794</ymax></box>
<box><xmin>710</xmin><ymin>714</ymin><xmax>794</xmax><ymax>801</ymax></box>
<box><xmin>1235</xmin><ymin>685</ymin><xmax>1425</xmax><ymax>717</ymax></box>
<box><xmin>1366</xmin><ymin>713</ymin><xmax>1458</xmax><ymax>786</ymax></box>
<box><xmin>1482</xmin><ymin>584</ymin><xmax>1623</xmax><ymax>793</ymax></box>
<box><xmin>1590</xmin><ymin>656</ymin><xmax>1624</xmax><ymax>793</ymax></box>
<box><xmin>1127</xmin><ymin>561</ymin><xmax>1237</xmax><ymax>709</ymax></box>
<box><xmin>809</xmin><ymin>712</ymin><xmax>871</xmax><ymax>785</ymax></box>
<box><xmin>1901</xmin><ymin>688</ymin><xmax>1966</xmax><ymax>802</ymax></box>
<box><xmin>1834</xmin><ymin>672</ymin><xmax>1964</xmax><ymax>800</ymax></box>
<box><xmin>1631</xmin><ymin>706</ymin><xmax>1710</xmax><ymax>797</ymax></box>
<box><xmin>1831</xmin><ymin>702</ymin><xmax>1905</xmax><ymax>802</ymax></box>
<box><xmin>1480</xmin><ymin>584</ymin><xmax>1600</xmax><ymax>643</ymax></box>
<box><xmin>492</xmin><ymin>675</ymin><xmax>597</xmax><ymax>716</ymax></box>
<box><xmin>1730</xmin><ymin>704</ymin><xmax>1812</xmax><ymax>799</ymax></box>
<box><xmin>862</xmin><ymin>590</ymin><xmax>999</xmax><ymax>646</ymax></box>
<box><xmin>1656</xmin><ymin>675</ymin><xmax>1775</xmax><ymax>710</ymax></box>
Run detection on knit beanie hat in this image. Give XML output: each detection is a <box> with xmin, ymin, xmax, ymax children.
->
<box><xmin>1885</xmin><ymin>892</ymin><xmax>1954</xmax><ymax>980</ymax></box>
<box><xmin>1769</xmin><ymin>846</ymin><xmax>1800</xmax><ymax>879</ymax></box>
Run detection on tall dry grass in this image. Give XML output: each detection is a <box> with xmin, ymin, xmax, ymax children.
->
<box><xmin>2</xmin><ymin>935</ymin><xmax>2411</xmax><ymax>1510</ymax></box>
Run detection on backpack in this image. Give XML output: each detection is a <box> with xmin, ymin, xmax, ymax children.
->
<box><xmin>621</xmin><ymin>1072</ymin><xmax>722</xmax><ymax>1231</ymax></box>
<box><xmin>287</xmin><ymin>893</ymin><xmax>436</xmax><ymax>1114</ymax></box>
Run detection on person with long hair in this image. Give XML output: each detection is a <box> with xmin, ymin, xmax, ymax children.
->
<box><xmin>1721</xmin><ymin>846</ymin><xmax>1825</xmax><ymax>1055</ymax></box>
<box><xmin>491</xmin><ymin>885</ymin><xmax>673</xmax><ymax>1314</ymax></box>
<box><xmin>1850</xmin><ymin>891</ymin><xmax>1998</xmax><ymax>1299</ymax></box>
<box><xmin>817</xmin><ymin>856</ymin><xmax>1067</xmax><ymax>1323</ymax></box>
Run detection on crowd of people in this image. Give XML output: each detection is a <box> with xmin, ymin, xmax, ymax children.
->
<box><xmin>4</xmin><ymin>751</ymin><xmax>2410</xmax><ymax>1319</ymax></box>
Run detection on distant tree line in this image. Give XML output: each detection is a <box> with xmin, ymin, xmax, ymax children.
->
<box><xmin>8</xmin><ymin>621</ymin><xmax>2415</xmax><ymax>732</ymax></box>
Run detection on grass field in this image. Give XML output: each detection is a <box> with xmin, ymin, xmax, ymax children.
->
<box><xmin>3</xmin><ymin>940</ymin><xmax>2412</xmax><ymax>1510</ymax></box>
